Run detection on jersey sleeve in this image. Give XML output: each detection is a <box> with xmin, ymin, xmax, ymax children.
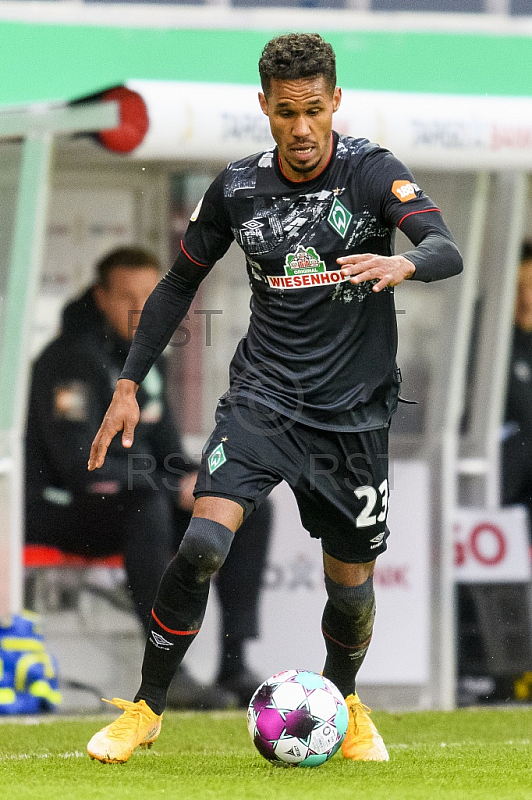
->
<box><xmin>181</xmin><ymin>169</ymin><xmax>234</xmax><ymax>266</ymax></box>
<box><xmin>120</xmin><ymin>170</ymin><xmax>235</xmax><ymax>385</ymax></box>
<box><xmin>360</xmin><ymin>148</ymin><xmax>463</xmax><ymax>282</ymax></box>
<box><xmin>361</xmin><ymin>148</ymin><xmax>437</xmax><ymax>227</ymax></box>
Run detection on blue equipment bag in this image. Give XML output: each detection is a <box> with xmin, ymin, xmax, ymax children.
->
<box><xmin>0</xmin><ymin>611</ymin><xmax>61</xmax><ymax>714</ymax></box>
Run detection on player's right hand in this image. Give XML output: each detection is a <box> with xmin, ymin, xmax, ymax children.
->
<box><xmin>88</xmin><ymin>379</ymin><xmax>140</xmax><ymax>470</ymax></box>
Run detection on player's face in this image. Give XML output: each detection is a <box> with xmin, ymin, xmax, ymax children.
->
<box><xmin>515</xmin><ymin>260</ymin><xmax>532</xmax><ymax>332</ymax></box>
<box><xmin>94</xmin><ymin>265</ymin><xmax>160</xmax><ymax>341</ymax></box>
<box><xmin>259</xmin><ymin>76</ymin><xmax>341</xmax><ymax>182</ymax></box>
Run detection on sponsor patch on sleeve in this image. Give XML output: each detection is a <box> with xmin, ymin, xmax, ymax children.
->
<box><xmin>391</xmin><ymin>179</ymin><xmax>421</xmax><ymax>203</ymax></box>
<box><xmin>190</xmin><ymin>197</ymin><xmax>204</xmax><ymax>222</ymax></box>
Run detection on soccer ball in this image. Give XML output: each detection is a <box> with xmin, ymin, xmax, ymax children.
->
<box><xmin>247</xmin><ymin>669</ymin><xmax>348</xmax><ymax>768</ymax></box>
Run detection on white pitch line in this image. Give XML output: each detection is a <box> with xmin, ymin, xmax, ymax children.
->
<box><xmin>0</xmin><ymin>750</ymin><xmax>86</xmax><ymax>762</ymax></box>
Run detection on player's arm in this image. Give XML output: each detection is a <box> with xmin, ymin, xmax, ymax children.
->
<box><xmin>89</xmin><ymin>173</ymin><xmax>233</xmax><ymax>470</ymax></box>
<box><xmin>338</xmin><ymin>149</ymin><xmax>463</xmax><ymax>291</ymax></box>
<box><xmin>88</xmin><ymin>256</ymin><xmax>215</xmax><ymax>471</ymax></box>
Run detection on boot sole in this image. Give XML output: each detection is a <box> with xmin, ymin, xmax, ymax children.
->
<box><xmin>87</xmin><ymin>735</ymin><xmax>159</xmax><ymax>763</ymax></box>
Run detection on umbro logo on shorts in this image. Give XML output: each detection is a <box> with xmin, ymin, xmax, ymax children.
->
<box><xmin>150</xmin><ymin>631</ymin><xmax>173</xmax><ymax>650</ymax></box>
<box><xmin>369</xmin><ymin>532</ymin><xmax>385</xmax><ymax>549</ymax></box>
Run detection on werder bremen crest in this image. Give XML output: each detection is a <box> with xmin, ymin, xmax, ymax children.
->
<box><xmin>327</xmin><ymin>197</ymin><xmax>352</xmax><ymax>239</ymax></box>
<box><xmin>208</xmin><ymin>443</ymin><xmax>227</xmax><ymax>474</ymax></box>
<box><xmin>285</xmin><ymin>245</ymin><xmax>325</xmax><ymax>276</ymax></box>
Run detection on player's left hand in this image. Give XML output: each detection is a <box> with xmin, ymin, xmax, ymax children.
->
<box><xmin>337</xmin><ymin>253</ymin><xmax>416</xmax><ymax>292</ymax></box>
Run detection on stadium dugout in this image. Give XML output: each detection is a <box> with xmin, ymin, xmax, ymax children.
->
<box><xmin>1</xmin><ymin>8</ymin><xmax>532</xmax><ymax>710</ymax></box>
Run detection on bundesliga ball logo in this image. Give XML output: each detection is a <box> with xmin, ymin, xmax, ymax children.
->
<box><xmin>247</xmin><ymin>670</ymin><xmax>348</xmax><ymax>767</ymax></box>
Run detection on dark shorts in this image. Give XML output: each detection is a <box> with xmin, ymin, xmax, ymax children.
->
<box><xmin>194</xmin><ymin>400</ymin><xmax>390</xmax><ymax>563</ymax></box>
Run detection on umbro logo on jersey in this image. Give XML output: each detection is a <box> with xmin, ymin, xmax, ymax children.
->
<box><xmin>243</xmin><ymin>220</ymin><xmax>263</xmax><ymax>230</ymax></box>
<box><xmin>369</xmin><ymin>532</ymin><xmax>385</xmax><ymax>549</ymax></box>
<box><xmin>327</xmin><ymin>197</ymin><xmax>352</xmax><ymax>238</ymax></box>
<box><xmin>150</xmin><ymin>631</ymin><xmax>173</xmax><ymax>649</ymax></box>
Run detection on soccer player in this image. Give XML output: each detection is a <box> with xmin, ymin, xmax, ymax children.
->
<box><xmin>86</xmin><ymin>33</ymin><xmax>462</xmax><ymax>763</ymax></box>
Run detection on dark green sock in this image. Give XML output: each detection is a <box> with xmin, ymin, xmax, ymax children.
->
<box><xmin>321</xmin><ymin>576</ymin><xmax>375</xmax><ymax>698</ymax></box>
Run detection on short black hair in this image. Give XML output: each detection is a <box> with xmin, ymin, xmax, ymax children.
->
<box><xmin>258</xmin><ymin>33</ymin><xmax>336</xmax><ymax>97</ymax></box>
<box><xmin>521</xmin><ymin>241</ymin><xmax>532</xmax><ymax>263</ymax></box>
<box><xmin>96</xmin><ymin>246</ymin><xmax>160</xmax><ymax>288</ymax></box>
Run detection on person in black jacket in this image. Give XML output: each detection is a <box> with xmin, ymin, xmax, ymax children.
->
<box><xmin>502</xmin><ymin>241</ymin><xmax>532</xmax><ymax>535</ymax></box>
<box><xmin>25</xmin><ymin>246</ymin><xmax>272</xmax><ymax>708</ymax></box>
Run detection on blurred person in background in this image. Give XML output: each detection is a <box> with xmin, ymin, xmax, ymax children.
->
<box><xmin>25</xmin><ymin>245</ymin><xmax>272</xmax><ymax>710</ymax></box>
<box><xmin>456</xmin><ymin>242</ymin><xmax>532</xmax><ymax>707</ymax></box>
<box><xmin>500</xmin><ymin>240</ymin><xmax>532</xmax><ymax>703</ymax></box>
<box><xmin>501</xmin><ymin>240</ymin><xmax>532</xmax><ymax>535</ymax></box>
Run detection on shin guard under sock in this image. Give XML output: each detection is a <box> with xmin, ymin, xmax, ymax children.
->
<box><xmin>321</xmin><ymin>575</ymin><xmax>376</xmax><ymax>698</ymax></box>
<box><xmin>134</xmin><ymin>552</ymin><xmax>212</xmax><ymax>715</ymax></box>
<box><xmin>135</xmin><ymin>518</ymin><xmax>235</xmax><ymax>714</ymax></box>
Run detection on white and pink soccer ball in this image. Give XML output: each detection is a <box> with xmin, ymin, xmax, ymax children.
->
<box><xmin>247</xmin><ymin>669</ymin><xmax>348</xmax><ymax>768</ymax></box>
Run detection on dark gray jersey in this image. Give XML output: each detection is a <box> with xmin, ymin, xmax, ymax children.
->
<box><xmin>122</xmin><ymin>133</ymin><xmax>462</xmax><ymax>431</ymax></box>
<box><xmin>180</xmin><ymin>133</ymin><xmax>457</xmax><ymax>430</ymax></box>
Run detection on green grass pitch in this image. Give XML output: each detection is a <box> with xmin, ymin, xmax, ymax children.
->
<box><xmin>1</xmin><ymin>707</ymin><xmax>532</xmax><ymax>800</ymax></box>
